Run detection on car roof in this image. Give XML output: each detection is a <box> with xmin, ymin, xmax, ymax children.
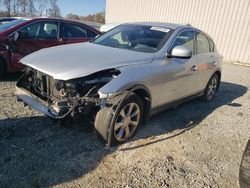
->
<box><xmin>26</xmin><ymin>17</ymin><xmax>87</xmax><ymax>24</ymax></box>
<box><xmin>17</xmin><ymin>17</ymin><xmax>101</xmax><ymax>33</ymax></box>
<box><xmin>123</xmin><ymin>22</ymin><xmax>189</xmax><ymax>30</ymax></box>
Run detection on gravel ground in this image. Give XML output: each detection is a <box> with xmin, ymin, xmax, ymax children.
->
<box><xmin>0</xmin><ymin>63</ymin><xmax>249</xmax><ymax>188</ymax></box>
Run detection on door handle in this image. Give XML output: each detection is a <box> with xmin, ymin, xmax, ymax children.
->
<box><xmin>191</xmin><ymin>65</ymin><xmax>198</xmax><ymax>71</ymax></box>
<box><xmin>211</xmin><ymin>61</ymin><xmax>217</xmax><ymax>66</ymax></box>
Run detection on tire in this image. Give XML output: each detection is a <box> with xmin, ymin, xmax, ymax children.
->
<box><xmin>202</xmin><ymin>73</ymin><xmax>219</xmax><ymax>102</ymax></box>
<box><xmin>240</xmin><ymin>139</ymin><xmax>250</xmax><ymax>188</ymax></box>
<box><xmin>0</xmin><ymin>59</ymin><xmax>5</xmax><ymax>78</ymax></box>
<box><xmin>94</xmin><ymin>93</ymin><xmax>143</xmax><ymax>146</ymax></box>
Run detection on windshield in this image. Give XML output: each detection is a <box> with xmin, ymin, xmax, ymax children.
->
<box><xmin>0</xmin><ymin>19</ymin><xmax>28</xmax><ymax>32</ymax></box>
<box><xmin>93</xmin><ymin>24</ymin><xmax>173</xmax><ymax>53</ymax></box>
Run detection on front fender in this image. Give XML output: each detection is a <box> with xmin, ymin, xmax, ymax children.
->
<box><xmin>99</xmin><ymin>64</ymin><xmax>156</xmax><ymax>94</ymax></box>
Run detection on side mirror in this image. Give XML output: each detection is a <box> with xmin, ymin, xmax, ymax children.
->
<box><xmin>168</xmin><ymin>45</ymin><xmax>192</xmax><ymax>59</ymax></box>
<box><xmin>16</xmin><ymin>31</ymin><xmax>29</xmax><ymax>40</ymax></box>
<box><xmin>13</xmin><ymin>32</ymin><xmax>19</xmax><ymax>41</ymax></box>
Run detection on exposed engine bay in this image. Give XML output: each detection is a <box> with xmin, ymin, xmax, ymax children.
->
<box><xmin>16</xmin><ymin>67</ymin><xmax>120</xmax><ymax>120</ymax></box>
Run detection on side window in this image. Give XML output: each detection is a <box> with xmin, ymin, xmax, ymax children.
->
<box><xmin>196</xmin><ymin>33</ymin><xmax>210</xmax><ymax>54</ymax></box>
<box><xmin>87</xmin><ymin>28</ymin><xmax>98</xmax><ymax>38</ymax></box>
<box><xmin>19</xmin><ymin>22</ymin><xmax>40</xmax><ymax>39</ymax></box>
<box><xmin>41</xmin><ymin>22</ymin><xmax>58</xmax><ymax>39</ymax></box>
<box><xmin>209</xmin><ymin>39</ymin><xmax>214</xmax><ymax>52</ymax></box>
<box><xmin>19</xmin><ymin>21</ymin><xmax>58</xmax><ymax>39</ymax></box>
<box><xmin>172</xmin><ymin>30</ymin><xmax>194</xmax><ymax>52</ymax></box>
<box><xmin>60</xmin><ymin>23</ymin><xmax>87</xmax><ymax>38</ymax></box>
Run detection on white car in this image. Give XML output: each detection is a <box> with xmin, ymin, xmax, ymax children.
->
<box><xmin>100</xmin><ymin>23</ymin><xmax>121</xmax><ymax>32</ymax></box>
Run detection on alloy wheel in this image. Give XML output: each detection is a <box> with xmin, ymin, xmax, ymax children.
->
<box><xmin>207</xmin><ymin>76</ymin><xmax>218</xmax><ymax>100</ymax></box>
<box><xmin>114</xmin><ymin>102</ymin><xmax>141</xmax><ymax>141</ymax></box>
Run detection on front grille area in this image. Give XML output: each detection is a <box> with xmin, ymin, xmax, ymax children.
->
<box><xmin>17</xmin><ymin>68</ymin><xmax>60</xmax><ymax>102</ymax></box>
<box><xmin>33</xmin><ymin>71</ymin><xmax>49</xmax><ymax>99</ymax></box>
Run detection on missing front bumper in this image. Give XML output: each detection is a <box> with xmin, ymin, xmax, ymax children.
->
<box><xmin>15</xmin><ymin>87</ymin><xmax>72</xmax><ymax>119</ymax></box>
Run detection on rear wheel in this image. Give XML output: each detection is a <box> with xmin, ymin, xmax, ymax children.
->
<box><xmin>202</xmin><ymin>74</ymin><xmax>219</xmax><ymax>101</ymax></box>
<box><xmin>240</xmin><ymin>139</ymin><xmax>250</xmax><ymax>188</ymax></box>
<box><xmin>94</xmin><ymin>93</ymin><xmax>143</xmax><ymax>146</ymax></box>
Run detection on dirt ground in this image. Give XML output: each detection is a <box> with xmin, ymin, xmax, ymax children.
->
<box><xmin>0</xmin><ymin>63</ymin><xmax>250</xmax><ymax>188</ymax></box>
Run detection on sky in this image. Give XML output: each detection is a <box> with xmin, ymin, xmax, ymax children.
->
<box><xmin>58</xmin><ymin>0</ymin><xmax>106</xmax><ymax>17</ymax></box>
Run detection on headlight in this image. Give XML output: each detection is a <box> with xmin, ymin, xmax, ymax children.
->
<box><xmin>98</xmin><ymin>91</ymin><xmax>117</xmax><ymax>99</ymax></box>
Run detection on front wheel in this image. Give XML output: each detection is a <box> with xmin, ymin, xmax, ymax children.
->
<box><xmin>0</xmin><ymin>59</ymin><xmax>5</xmax><ymax>78</ymax></box>
<box><xmin>94</xmin><ymin>93</ymin><xmax>143</xmax><ymax>146</ymax></box>
<box><xmin>202</xmin><ymin>74</ymin><xmax>219</xmax><ymax>102</ymax></box>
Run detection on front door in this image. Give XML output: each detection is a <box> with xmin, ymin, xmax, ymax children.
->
<box><xmin>9</xmin><ymin>21</ymin><xmax>59</xmax><ymax>69</ymax></box>
<box><xmin>158</xmin><ymin>29</ymin><xmax>199</xmax><ymax>106</ymax></box>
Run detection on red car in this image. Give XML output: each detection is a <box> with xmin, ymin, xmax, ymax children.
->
<box><xmin>0</xmin><ymin>17</ymin><xmax>101</xmax><ymax>77</ymax></box>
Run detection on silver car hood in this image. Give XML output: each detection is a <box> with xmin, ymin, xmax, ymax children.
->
<box><xmin>20</xmin><ymin>42</ymin><xmax>154</xmax><ymax>80</ymax></box>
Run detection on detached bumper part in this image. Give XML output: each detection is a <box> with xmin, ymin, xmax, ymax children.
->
<box><xmin>15</xmin><ymin>87</ymin><xmax>72</xmax><ymax>119</ymax></box>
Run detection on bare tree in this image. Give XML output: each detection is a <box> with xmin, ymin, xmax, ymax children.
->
<box><xmin>66</xmin><ymin>13</ymin><xmax>80</xmax><ymax>20</ymax></box>
<box><xmin>49</xmin><ymin>0</ymin><xmax>60</xmax><ymax>17</ymax></box>
<box><xmin>3</xmin><ymin>0</ymin><xmax>11</xmax><ymax>16</ymax></box>
<box><xmin>17</xmin><ymin>0</ymin><xmax>27</xmax><ymax>16</ymax></box>
<box><xmin>12</xmin><ymin>0</ymin><xmax>17</xmax><ymax>16</ymax></box>
<box><xmin>36</xmin><ymin>0</ymin><xmax>48</xmax><ymax>16</ymax></box>
<box><xmin>1</xmin><ymin>0</ymin><xmax>59</xmax><ymax>17</ymax></box>
<box><xmin>27</xmin><ymin>0</ymin><xmax>36</xmax><ymax>16</ymax></box>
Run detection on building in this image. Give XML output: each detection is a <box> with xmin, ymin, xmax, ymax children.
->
<box><xmin>106</xmin><ymin>0</ymin><xmax>250</xmax><ymax>64</ymax></box>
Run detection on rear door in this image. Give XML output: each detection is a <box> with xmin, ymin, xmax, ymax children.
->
<box><xmin>58</xmin><ymin>22</ymin><xmax>98</xmax><ymax>45</ymax></box>
<box><xmin>194</xmin><ymin>31</ymin><xmax>217</xmax><ymax>91</ymax></box>
<box><xmin>9</xmin><ymin>20</ymin><xmax>59</xmax><ymax>69</ymax></box>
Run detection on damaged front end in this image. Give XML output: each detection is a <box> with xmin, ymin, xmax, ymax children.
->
<box><xmin>15</xmin><ymin>67</ymin><xmax>120</xmax><ymax>120</ymax></box>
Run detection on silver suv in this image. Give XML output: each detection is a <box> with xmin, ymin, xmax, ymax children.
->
<box><xmin>16</xmin><ymin>22</ymin><xmax>222</xmax><ymax>145</ymax></box>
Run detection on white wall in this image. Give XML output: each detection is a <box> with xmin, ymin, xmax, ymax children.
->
<box><xmin>106</xmin><ymin>0</ymin><xmax>250</xmax><ymax>64</ymax></box>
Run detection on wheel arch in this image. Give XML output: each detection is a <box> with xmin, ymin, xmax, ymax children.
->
<box><xmin>126</xmin><ymin>84</ymin><xmax>152</xmax><ymax>124</ymax></box>
<box><xmin>213</xmin><ymin>70</ymin><xmax>221</xmax><ymax>91</ymax></box>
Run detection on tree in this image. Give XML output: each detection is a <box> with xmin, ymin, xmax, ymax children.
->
<box><xmin>3</xmin><ymin>0</ymin><xmax>11</xmax><ymax>16</ymax></box>
<box><xmin>36</xmin><ymin>0</ymin><xmax>48</xmax><ymax>16</ymax></box>
<box><xmin>0</xmin><ymin>0</ymin><xmax>53</xmax><ymax>17</ymax></box>
<box><xmin>12</xmin><ymin>0</ymin><xmax>17</xmax><ymax>16</ymax></box>
<box><xmin>17</xmin><ymin>0</ymin><xmax>27</xmax><ymax>16</ymax></box>
<box><xmin>15</xmin><ymin>0</ymin><xmax>36</xmax><ymax>16</ymax></box>
<box><xmin>66</xmin><ymin>13</ymin><xmax>80</xmax><ymax>20</ymax></box>
<box><xmin>65</xmin><ymin>12</ymin><xmax>105</xmax><ymax>24</ymax></box>
<box><xmin>0</xmin><ymin>11</ymin><xmax>9</xmax><ymax>17</ymax></box>
<box><xmin>48</xmin><ymin>0</ymin><xmax>60</xmax><ymax>17</ymax></box>
<box><xmin>95</xmin><ymin>12</ymin><xmax>105</xmax><ymax>23</ymax></box>
<box><xmin>27</xmin><ymin>0</ymin><xmax>36</xmax><ymax>16</ymax></box>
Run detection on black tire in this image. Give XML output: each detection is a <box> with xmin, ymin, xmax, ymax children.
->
<box><xmin>240</xmin><ymin>139</ymin><xmax>250</xmax><ymax>188</ymax></box>
<box><xmin>202</xmin><ymin>73</ymin><xmax>219</xmax><ymax>102</ymax></box>
<box><xmin>94</xmin><ymin>93</ymin><xmax>143</xmax><ymax>146</ymax></box>
<box><xmin>0</xmin><ymin>59</ymin><xmax>5</xmax><ymax>78</ymax></box>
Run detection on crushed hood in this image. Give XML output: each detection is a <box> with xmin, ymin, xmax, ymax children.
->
<box><xmin>20</xmin><ymin>42</ymin><xmax>154</xmax><ymax>80</ymax></box>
